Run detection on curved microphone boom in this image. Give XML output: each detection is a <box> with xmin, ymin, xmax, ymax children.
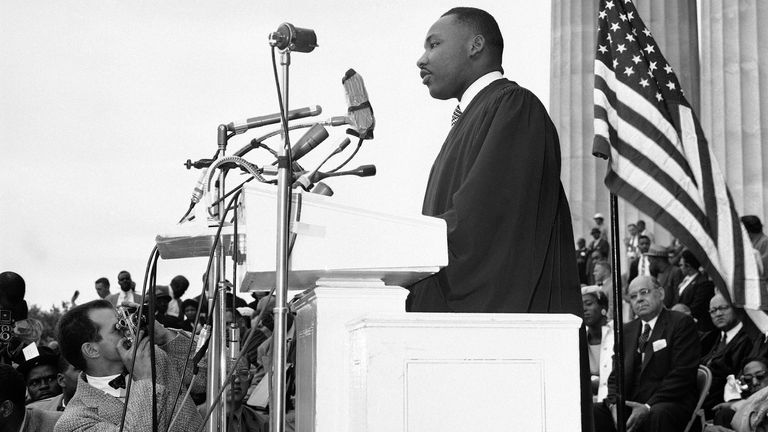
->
<box><xmin>312</xmin><ymin>164</ymin><xmax>376</xmax><ymax>182</ymax></box>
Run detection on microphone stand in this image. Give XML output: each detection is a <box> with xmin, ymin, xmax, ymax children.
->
<box><xmin>272</xmin><ymin>48</ymin><xmax>291</xmax><ymax>432</ymax></box>
<box><xmin>206</xmin><ymin>124</ymin><xmax>230</xmax><ymax>432</ymax></box>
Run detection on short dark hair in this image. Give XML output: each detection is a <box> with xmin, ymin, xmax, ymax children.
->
<box><xmin>442</xmin><ymin>7</ymin><xmax>504</xmax><ymax>62</ymax></box>
<box><xmin>95</xmin><ymin>277</ymin><xmax>110</xmax><ymax>288</ymax></box>
<box><xmin>681</xmin><ymin>249</ymin><xmax>701</xmax><ymax>269</ymax></box>
<box><xmin>638</xmin><ymin>235</ymin><xmax>650</xmax><ymax>242</ymax></box>
<box><xmin>742</xmin><ymin>216</ymin><xmax>763</xmax><ymax>234</ymax></box>
<box><xmin>182</xmin><ymin>298</ymin><xmax>199</xmax><ymax>311</ymax></box>
<box><xmin>57</xmin><ymin>299</ymin><xmax>114</xmax><ymax>371</ymax></box>
<box><xmin>170</xmin><ymin>275</ymin><xmax>189</xmax><ymax>292</ymax></box>
<box><xmin>0</xmin><ymin>271</ymin><xmax>26</xmax><ymax>305</ymax></box>
<box><xmin>0</xmin><ymin>364</ymin><xmax>26</xmax><ymax>409</ymax></box>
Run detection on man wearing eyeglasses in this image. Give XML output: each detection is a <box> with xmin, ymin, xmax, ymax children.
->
<box><xmin>701</xmin><ymin>293</ymin><xmax>753</xmax><ymax>418</ymax></box>
<box><xmin>594</xmin><ymin>275</ymin><xmax>700</xmax><ymax>432</ymax></box>
<box><xmin>224</xmin><ymin>358</ymin><xmax>269</xmax><ymax>432</ymax></box>
<box><xmin>710</xmin><ymin>357</ymin><xmax>768</xmax><ymax>430</ymax></box>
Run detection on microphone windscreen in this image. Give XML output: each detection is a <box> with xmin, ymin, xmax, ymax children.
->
<box><xmin>342</xmin><ymin>69</ymin><xmax>375</xmax><ymax>139</ymax></box>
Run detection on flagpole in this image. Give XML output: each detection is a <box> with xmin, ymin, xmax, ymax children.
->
<box><xmin>609</xmin><ymin>192</ymin><xmax>627</xmax><ymax>432</ymax></box>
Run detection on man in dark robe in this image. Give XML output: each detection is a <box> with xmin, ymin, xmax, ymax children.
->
<box><xmin>408</xmin><ymin>7</ymin><xmax>581</xmax><ymax>315</ymax></box>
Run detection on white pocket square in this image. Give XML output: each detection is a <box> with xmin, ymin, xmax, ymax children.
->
<box><xmin>652</xmin><ymin>339</ymin><xmax>667</xmax><ymax>352</ymax></box>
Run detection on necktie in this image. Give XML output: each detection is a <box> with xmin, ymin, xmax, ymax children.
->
<box><xmin>451</xmin><ymin>105</ymin><xmax>462</xmax><ymax>126</ymax></box>
<box><xmin>638</xmin><ymin>323</ymin><xmax>651</xmax><ymax>354</ymax></box>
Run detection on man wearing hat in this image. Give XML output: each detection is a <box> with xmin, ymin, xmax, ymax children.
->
<box><xmin>646</xmin><ymin>245</ymin><xmax>684</xmax><ymax>309</ymax></box>
<box><xmin>151</xmin><ymin>285</ymin><xmax>190</xmax><ymax>331</ymax></box>
<box><xmin>16</xmin><ymin>346</ymin><xmax>63</xmax><ymax>404</ymax></box>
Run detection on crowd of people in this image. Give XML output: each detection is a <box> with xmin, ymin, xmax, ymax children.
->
<box><xmin>580</xmin><ymin>212</ymin><xmax>768</xmax><ymax>432</ymax></box>
<box><xmin>0</xmin><ymin>270</ymin><xmax>286</xmax><ymax>432</ymax></box>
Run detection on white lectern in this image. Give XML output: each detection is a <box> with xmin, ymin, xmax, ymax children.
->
<box><xmin>157</xmin><ymin>183</ymin><xmax>583</xmax><ymax>432</ymax></box>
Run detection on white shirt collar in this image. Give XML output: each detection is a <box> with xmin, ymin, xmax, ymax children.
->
<box><xmin>86</xmin><ymin>373</ymin><xmax>127</xmax><ymax>398</ymax></box>
<box><xmin>724</xmin><ymin>322</ymin><xmax>743</xmax><ymax>344</ymax></box>
<box><xmin>117</xmin><ymin>290</ymin><xmax>136</xmax><ymax>305</ymax></box>
<box><xmin>458</xmin><ymin>71</ymin><xmax>503</xmax><ymax>112</ymax></box>
<box><xmin>642</xmin><ymin>314</ymin><xmax>659</xmax><ymax>331</ymax></box>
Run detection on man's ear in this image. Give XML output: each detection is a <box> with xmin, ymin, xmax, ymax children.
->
<box><xmin>469</xmin><ymin>34</ymin><xmax>486</xmax><ymax>57</ymax></box>
<box><xmin>0</xmin><ymin>400</ymin><xmax>15</xmax><ymax>418</ymax></box>
<box><xmin>81</xmin><ymin>341</ymin><xmax>100</xmax><ymax>361</ymax></box>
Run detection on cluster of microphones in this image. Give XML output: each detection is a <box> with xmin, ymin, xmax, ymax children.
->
<box><xmin>179</xmin><ymin>48</ymin><xmax>377</xmax><ymax>223</ymax></box>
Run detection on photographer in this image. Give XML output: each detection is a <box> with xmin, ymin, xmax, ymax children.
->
<box><xmin>54</xmin><ymin>299</ymin><xmax>203</xmax><ymax>432</ymax></box>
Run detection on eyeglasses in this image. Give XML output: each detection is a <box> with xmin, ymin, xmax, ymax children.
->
<box><xmin>118</xmin><ymin>277</ymin><xmax>130</xmax><ymax>282</ymax></box>
<box><xmin>709</xmin><ymin>305</ymin><xmax>732</xmax><ymax>315</ymax></box>
<box><xmin>740</xmin><ymin>370</ymin><xmax>768</xmax><ymax>383</ymax></box>
<box><xmin>233</xmin><ymin>369</ymin><xmax>253</xmax><ymax>382</ymax></box>
<box><xmin>28</xmin><ymin>374</ymin><xmax>57</xmax><ymax>388</ymax></box>
<box><xmin>629</xmin><ymin>288</ymin><xmax>655</xmax><ymax>300</ymax></box>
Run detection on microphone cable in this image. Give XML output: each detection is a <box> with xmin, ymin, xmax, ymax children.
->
<box><xmin>327</xmin><ymin>136</ymin><xmax>364</xmax><ymax>173</ymax></box>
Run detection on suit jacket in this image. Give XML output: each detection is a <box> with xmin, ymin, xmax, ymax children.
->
<box><xmin>674</xmin><ymin>272</ymin><xmax>716</xmax><ymax>333</ymax></box>
<box><xmin>105</xmin><ymin>291</ymin><xmax>144</xmax><ymax>307</ymax></box>
<box><xmin>54</xmin><ymin>330</ymin><xmax>204</xmax><ymax>432</ymax></box>
<box><xmin>700</xmin><ymin>326</ymin><xmax>753</xmax><ymax>409</ymax></box>
<box><xmin>607</xmin><ymin>308</ymin><xmax>700</xmax><ymax>409</ymax></box>
<box><xmin>22</xmin><ymin>407</ymin><xmax>61</xmax><ymax>432</ymax></box>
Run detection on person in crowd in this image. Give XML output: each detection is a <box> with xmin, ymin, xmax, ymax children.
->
<box><xmin>577</xmin><ymin>238</ymin><xmax>590</xmax><ymax>285</ymax></box>
<box><xmin>16</xmin><ymin>346</ymin><xmax>62</xmax><ymax>403</ymax></box>
<box><xmin>667</xmin><ymin>237</ymin><xmax>686</xmax><ymax>266</ymax></box>
<box><xmin>646</xmin><ymin>245</ymin><xmax>684</xmax><ymax>309</ymax></box>
<box><xmin>182</xmin><ymin>299</ymin><xmax>201</xmax><ymax>331</ymax></box>
<box><xmin>675</xmin><ymin>249</ymin><xmax>716</xmax><ymax>333</ymax></box>
<box><xmin>593</xmin><ymin>260</ymin><xmax>616</xmax><ymax>321</ymax></box>
<box><xmin>708</xmin><ymin>357</ymin><xmax>768</xmax><ymax>431</ymax></box>
<box><xmin>628</xmin><ymin>235</ymin><xmax>652</xmax><ymax>283</ymax></box>
<box><xmin>742</xmin><ymin>215</ymin><xmax>768</xmax><ymax>279</ymax></box>
<box><xmin>105</xmin><ymin>270</ymin><xmax>142</xmax><ymax>307</ymax></box>
<box><xmin>94</xmin><ymin>277</ymin><xmax>110</xmax><ymax>300</ymax></box>
<box><xmin>594</xmin><ymin>276</ymin><xmax>700</xmax><ymax>432</ymax></box>
<box><xmin>624</xmin><ymin>223</ymin><xmax>640</xmax><ymax>262</ymax></box>
<box><xmin>583</xmin><ymin>285</ymin><xmax>614</xmax><ymax>402</ymax></box>
<box><xmin>0</xmin><ymin>364</ymin><xmax>61</xmax><ymax>432</ymax></box>
<box><xmin>406</xmin><ymin>7</ymin><xmax>581</xmax><ymax>316</ymax></box>
<box><xmin>587</xmin><ymin>228</ymin><xmax>611</xmax><ymax>285</ymax></box>
<box><xmin>701</xmin><ymin>293</ymin><xmax>754</xmax><ymax>416</ymax></box>
<box><xmin>636</xmin><ymin>219</ymin><xmax>655</xmax><ymax>244</ymax></box>
<box><xmin>54</xmin><ymin>299</ymin><xmax>203</xmax><ymax>432</ymax></box>
<box><xmin>151</xmin><ymin>285</ymin><xmax>191</xmax><ymax>331</ymax></box>
<box><xmin>594</xmin><ymin>213</ymin><xmax>608</xmax><ymax>241</ymax></box>
<box><xmin>168</xmin><ymin>275</ymin><xmax>189</xmax><ymax>319</ymax></box>
<box><xmin>27</xmin><ymin>354</ymin><xmax>79</xmax><ymax>412</ymax></box>
<box><xmin>223</xmin><ymin>358</ymin><xmax>269</xmax><ymax>432</ymax></box>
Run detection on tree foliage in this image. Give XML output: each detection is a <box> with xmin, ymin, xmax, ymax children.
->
<box><xmin>27</xmin><ymin>302</ymin><xmax>69</xmax><ymax>342</ymax></box>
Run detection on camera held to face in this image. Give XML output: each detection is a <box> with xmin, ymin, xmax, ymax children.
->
<box><xmin>115</xmin><ymin>305</ymin><xmax>148</xmax><ymax>349</ymax></box>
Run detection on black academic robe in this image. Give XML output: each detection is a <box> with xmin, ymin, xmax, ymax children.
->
<box><xmin>407</xmin><ymin>79</ymin><xmax>581</xmax><ymax>315</ymax></box>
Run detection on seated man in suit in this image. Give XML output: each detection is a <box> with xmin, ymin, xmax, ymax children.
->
<box><xmin>594</xmin><ymin>276</ymin><xmax>700</xmax><ymax>432</ymax></box>
<box><xmin>701</xmin><ymin>293</ymin><xmax>753</xmax><ymax>416</ymax></box>
<box><xmin>54</xmin><ymin>299</ymin><xmax>203</xmax><ymax>432</ymax></box>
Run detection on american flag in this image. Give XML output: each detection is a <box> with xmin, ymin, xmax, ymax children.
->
<box><xmin>592</xmin><ymin>0</ymin><xmax>767</xmax><ymax>323</ymax></box>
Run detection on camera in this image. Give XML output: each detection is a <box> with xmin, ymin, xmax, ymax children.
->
<box><xmin>115</xmin><ymin>305</ymin><xmax>149</xmax><ymax>348</ymax></box>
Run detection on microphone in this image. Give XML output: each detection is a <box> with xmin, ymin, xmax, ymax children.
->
<box><xmin>290</xmin><ymin>124</ymin><xmax>329</xmax><ymax>161</ymax></box>
<box><xmin>312</xmin><ymin>164</ymin><xmax>376</xmax><ymax>182</ymax></box>
<box><xmin>342</xmin><ymin>69</ymin><xmax>375</xmax><ymax>139</ymax></box>
<box><xmin>292</xmin><ymin>137</ymin><xmax>352</xmax><ymax>189</ymax></box>
<box><xmin>227</xmin><ymin>105</ymin><xmax>322</xmax><ymax>134</ymax></box>
<box><xmin>269</xmin><ymin>23</ymin><xmax>318</xmax><ymax>53</ymax></box>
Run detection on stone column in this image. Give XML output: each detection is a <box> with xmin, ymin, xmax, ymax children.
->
<box><xmin>551</xmin><ymin>0</ymin><xmax>700</xmax><ymax>248</ymax></box>
<box><xmin>699</xmin><ymin>0</ymin><xmax>768</xmax><ymax>220</ymax></box>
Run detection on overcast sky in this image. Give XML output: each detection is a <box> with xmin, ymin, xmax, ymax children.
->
<box><xmin>0</xmin><ymin>1</ymin><xmax>551</xmax><ymax>309</ymax></box>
